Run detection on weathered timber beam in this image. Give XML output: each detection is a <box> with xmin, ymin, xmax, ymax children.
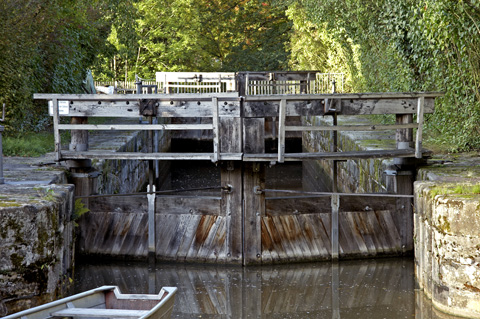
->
<box><xmin>34</xmin><ymin>93</ymin><xmax>240</xmax><ymax>100</ymax></box>
<box><xmin>285</xmin><ymin>123</ymin><xmax>419</xmax><ymax>132</ymax></box>
<box><xmin>155</xmin><ymin>196</ymin><xmax>222</xmax><ymax>215</ymax></box>
<box><xmin>58</xmin><ymin>124</ymin><xmax>213</xmax><ymax>131</ymax></box>
<box><xmin>243</xmin><ymin>149</ymin><xmax>426</xmax><ymax>161</ymax></box>
<box><xmin>59</xmin><ymin>151</ymin><xmax>243</xmax><ymax>161</ymax></box>
<box><xmin>243</xmin><ymin>92</ymin><xmax>443</xmax><ymax>100</ymax></box>
<box><xmin>42</xmin><ymin>100</ymin><xmax>240</xmax><ymax>118</ymax></box>
<box><xmin>244</xmin><ymin>97</ymin><xmax>438</xmax><ymax>117</ymax></box>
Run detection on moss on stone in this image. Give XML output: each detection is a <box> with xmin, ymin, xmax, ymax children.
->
<box><xmin>0</xmin><ymin>201</ymin><xmax>22</xmax><ymax>207</ymax></box>
<box><xmin>429</xmin><ymin>184</ymin><xmax>480</xmax><ymax>200</ymax></box>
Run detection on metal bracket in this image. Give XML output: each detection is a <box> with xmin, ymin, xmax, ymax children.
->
<box><xmin>223</xmin><ymin>184</ymin><xmax>233</xmax><ymax>194</ymax></box>
<box><xmin>253</xmin><ymin>186</ymin><xmax>263</xmax><ymax>195</ymax></box>
<box><xmin>324</xmin><ymin>98</ymin><xmax>341</xmax><ymax>114</ymax></box>
<box><xmin>139</xmin><ymin>99</ymin><xmax>158</xmax><ymax>116</ymax></box>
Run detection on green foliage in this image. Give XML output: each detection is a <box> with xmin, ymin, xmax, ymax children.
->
<box><xmin>3</xmin><ymin>131</ymin><xmax>70</xmax><ymax>157</ymax></box>
<box><xmin>429</xmin><ymin>184</ymin><xmax>480</xmax><ymax>199</ymax></box>
<box><xmin>3</xmin><ymin>132</ymin><xmax>55</xmax><ymax>157</ymax></box>
<box><xmin>0</xmin><ymin>0</ymin><xmax>115</xmax><ymax>133</ymax></box>
<box><xmin>74</xmin><ymin>199</ymin><xmax>90</xmax><ymax>222</ymax></box>
<box><xmin>289</xmin><ymin>0</ymin><xmax>480</xmax><ymax>152</ymax></box>
<box><xmin>93</xmin><ymin>0</ymin><xmax>292</xmax><ymax>80</ymax></box>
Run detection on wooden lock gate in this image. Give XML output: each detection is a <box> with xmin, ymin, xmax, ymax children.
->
<box><xmin>34</xmin><ymin>73</ymin><xmax>443</xmax><ymax>265</ymax></box>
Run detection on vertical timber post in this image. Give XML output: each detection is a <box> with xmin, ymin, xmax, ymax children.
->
<box><xmin>68</xmin><ymin>110</ymin><xmax>97</xmax><ymax>207</ymax></box>
<box><xmin>395</xmin><ymin>113</ymin><xmax>415</xmax><ymax>253</ymax></box>
<box><xmin>220</xmin><ymin>115</ymin><xmax>243</xmax><ymax>263</ymax></box>
<box><xmin>243</xmin><ymin>117</ymin><xmax>266</xmax><ymax>265</ymax></box>
<box><xmin>331</xmin><ymin>194</ymin><xmax>339</xmax><ymax>260</ymax></box>
<box><xmin>147</xmin><ymin>184</ymin><xmax>156</xmax><ymax>262</ymax></box>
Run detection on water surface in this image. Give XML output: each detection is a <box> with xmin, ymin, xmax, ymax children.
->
<box><xmin>73</xmin><ymin>258</ymin><xmax>459</xmax><ymax>318</ymax></box>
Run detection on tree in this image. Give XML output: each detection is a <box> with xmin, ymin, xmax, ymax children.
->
<box><xmin>0</xmin><ymin>0</ymin><xmax>113</xmax><ymax>132</ymax></box>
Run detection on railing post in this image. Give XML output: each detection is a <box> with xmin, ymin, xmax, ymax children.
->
<box><xmin>277</xmin><ymin>99</ymin><xmax>286</xmax><ymax>163</ymax></box>
<box><xmin>415</xmin><ymin>96</ymin><xmax>425</xmax><ymax>159</ymax></box>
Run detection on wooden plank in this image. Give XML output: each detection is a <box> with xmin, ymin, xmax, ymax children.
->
<box><xmin>242</xmin><ymin>92</ymin><xmax>443</xmax><ymax>100</ymax></box>
<box><xmin>219</xmin><ymin>118</ymin><xmax>242</xmax><ymax>153</ymax></box>
<box><xmin>331</xmin><ymin>194</ymin><xmax>339</xmax><ymax>260</ymax></box>
<box><xmin>285</xmin><ymin>123</ymin><xmax>419</xmax><ymax>132</ymax></box>
<box><xmin>338</xmin><ymin>212</ymin><xmax>359</xmax><ymax>256</ymax></box>
<box><xmin>277</xmin><ymin>99</ymin><xmax>286</xmax><ymax>163</ymax></box>
<box><xmin>291</xmin><ymin>215</ymin><xmax>318</xmax><ymax>261</ymax></box>
<box><xmin>375</xmin><ymin>210</ymin><xmax>402</xmax><ymax>253</ymax></box>
<box><xmin>196</xmin><ymin>215</ymin><xmax>223</xmax><ymax>261</ymax></box>
<box><xmin>296</xmin><ymin>214</ymin><xmax>322</xmax><ymax>258</ymax></box>
<box><xmin>212</xmin><ymin>97</ymin><xmax>219</xmax><ymax>162</ymax></box>
<box><xmin>261</xmin><ymin>216</ymin><xmax>287</xmax><ymax>262</ymax></box>
<box><xmin>163</xmin><ymin>214</ymin><xmax>190</xmax><ymax>260</ymax></box>
<box><xmin>110</xmin><ymin>213</ymin><xmax>133</xmax><ymax>255</ymax></box>
<box><xmin>155</xmin><ymin>214</ymin><xmax>181</xmax><ymax>260</ymax></box>
<box><xmin>362</xmin><ymin>211</ymin><xmax>386</xmax><ymax>254</ymax></box>
<box><xmin>304</xmin><ymin>214</ymin><xmax>329</xmax><ymax>257</ymax></box>
<box><xmin>317</xmin><ymin>214</ymin><xmax>332</xmax><ymax>255</ymax></box>
<box><xmin>221</xmin><ymin>161</ymin><xmax>243</xmax><ymax>263</ymax></box>
<box><xmin>343</xmin><ymin>212</ymin><xmax>369</xmax><ymax>256</ymax></box>
<box><xmin>60</xmin><ymin>151</ymin><xmax>243</xmax><ymax>161</ymax></box>
<box><xmin>52</xmin><ymin>308</ymin><xmax>149</xmax><ymax>317</ymax></box>
<box><xmin>243</xmin><ymin>118</ymin><xmax>265</xmax><ymax>154</ymax></box>
<box><xmin>280</xmin><ymin>215</ymin><xmax>308</xmax><ymax>260</ymax></box>
<box><xmin>272</xmin><ymin>215</ymin><xmax>298</xmax><ymax>262</ymax></box>
<box><xmin>120</xmin><ymin>213</ymin><xmax>146</xmax><ymax>256</ymax></box>
<box><xmin>147</xmin><ymin>185</ymin><xmax>155</xmax><ymax>256</ymax></box>
<box><xmin>415</xmin><ymin>96</ymin><xmax>425</xmax><ymax>158</ymax></box>
<box><xmin>243</xmin><ymin>97</ymin><xmax>437</xmax><ymax>117</ymax></box>
<box><xmin>52</xmin><ymin>98</ymin><xmax>61</xmax><ymax>161</ymax></box>
<box><xmin>265</xmin><ymin>196</ymin><xmax>331</xmax><ymax>216</ymax></box>
<box><xmin>339</xmin><ymin>196</ymin><xmax>396</xmax><ymax>212</ymax></box>
<box><xmin>207</xmin><ymin>215</ymin><xmax>227</xmax><ymax>262</ymax></box>
<box><xmin>260</xmin><ymin>218</ymin><xmax>274</xmax><ymax>263</ymax></box>
<box><xmin>34</xmin><ymin>92</ymin><xmax>240</xmax><ymax>100</ymax></box>
<box><xmin>58</xmin><ymin>124</ymin><xmax>214</xmax><ymax>131</ymax></box>
<box><xmin>243</xmin><ymin>149</ymin><xmax>421</xmax><ymax>161</ymax></box>
<box><xmin>243</xmin><ymin>163</ymin><xmax>265</xmax><ymax>265</ymax></box>
<box><xmin>89</xmin><ymin>196</ymin><xmax>147</xmax><ymax>212</ymax></box>
<box><xmin>175</xmin><ymin>214</ymin><xmax>201</xmax><ymax>260</ymax></box>
<box><xmin>187</xmin><ymin>215</ymin><xmax>218</xmax><ymax>260</ymax></box>
<box><xmin>36</xmin><ymin>95</ymin><xmax>241</xmax><ymax>118</ymax></box>
<box><xmin>157</xmin><ymin>196</ymin><xmax>221</xmax><ymax>215</ymax></box>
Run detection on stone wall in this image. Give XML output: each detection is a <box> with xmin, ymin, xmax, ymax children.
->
<box><xmin>0</xmin><ymin>184</ymin><xmax>75</xmax><ymax>315</ymax></box>
<box><xmin>90</xmin><ymin>120</ymin><xmax>171</xmax><ymax>195</ymax></box>
<box><xmin>302</xmin><ymin>115</ymin><xmax>396</xmax><ymax>193</ymax></box>
<box><xmin>415</xmin><ymin>162</ymin><xmax>480</xmax><ymax>318</ymax></box>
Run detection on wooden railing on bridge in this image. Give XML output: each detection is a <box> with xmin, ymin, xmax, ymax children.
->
<box><xmin>35</xmin><ymin>91</ymin><xmax>440</xmax><ymax>163</ymax></box>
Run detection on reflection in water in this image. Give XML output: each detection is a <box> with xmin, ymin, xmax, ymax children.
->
<box><xmin>73</xmin><ymin>258</ymin><xmax>460</xmax><ymax>319</ymax></box>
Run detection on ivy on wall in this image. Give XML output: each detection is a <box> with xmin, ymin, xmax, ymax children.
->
<box><xmin>288</xmin><ymin>0</ymin><xmax>480</xmax><ymax>152</ymax></box>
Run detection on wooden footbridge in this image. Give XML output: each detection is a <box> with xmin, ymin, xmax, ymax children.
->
<box><xmin>34</xmin><ymin>71</ymin><xmax>442</xmax><ymax>265</ymax></box>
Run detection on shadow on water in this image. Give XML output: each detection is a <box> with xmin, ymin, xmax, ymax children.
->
<box><xmin>73</xmin><ymin>258</ymin><xmax>461</xmax><ymax>319</ymax></box>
